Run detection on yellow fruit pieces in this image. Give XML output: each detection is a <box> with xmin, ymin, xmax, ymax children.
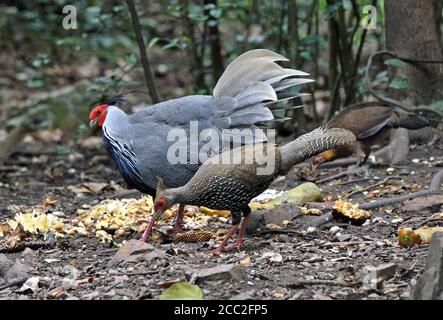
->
<box><xmin>333</xmin><ymin>199</ymin><xmax>372</xmax><ymax>220</ymax></box>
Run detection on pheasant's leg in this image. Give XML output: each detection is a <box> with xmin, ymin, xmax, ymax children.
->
<box><xmin>211</xmin><ymin>211</ymin><xmax>241</xmax><ymax>255</ymax></box>
<box><xmin>356</xmin><ymin>154</ymin><xmax>369</xmax><ymax>167</ymax></box>
<box><xmin>140</xmin><ymin>216</ymin><xmax>156</xmax><ymax>242</ymax></box>
<box><xmin>172</xmin><ymin>204</ymin><xmax>185</xmax><ymax>234</ymax></box>
<box><xmin>211</xmin><ymin>224</ymin><xmax>239</xmax><ymax>255</ymax></box>
<box><xmin>223</xmin><ymin>207</ymin><xmax>251</xmax><ymax>252</ymax></box>
<box><xmin>140</xmin><ymin>207</ymin><xmax>157</xmax><ymax>242</ymax></box>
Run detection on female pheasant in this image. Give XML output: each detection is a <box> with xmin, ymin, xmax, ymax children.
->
<box><xmin>148</xmin><ymin>127</ymin><xmax>356</xmax><ymax>254</ymax></box>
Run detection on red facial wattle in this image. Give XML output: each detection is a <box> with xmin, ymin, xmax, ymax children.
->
<box><xmin>154</xmin><ymin>197</ymin><xmax>167</xmax><ymax>211</ymax></box>
<box><xmin>89</xmin><ymin>104</ymin><xmax>108</xmax><ymax>127</ymax></box>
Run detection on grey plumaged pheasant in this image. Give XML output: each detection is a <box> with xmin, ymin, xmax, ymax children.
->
<box><xmin>88</xmin><ymin>49</ymin><xmax>313</xmax><ymax>236</ymax></box>
<box><xmin>150</xmin><ymin>127</ymin><xmax>356</xmax><ymax>254</ymax></box>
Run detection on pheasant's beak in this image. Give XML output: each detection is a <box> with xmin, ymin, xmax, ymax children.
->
<box><xmin>89</xmin><ymin>118</ymin><xmax>98</xmax><ymax>128</ymax></box>
<box><xmin>154</xmin><ymin>210</ymin><xmax>164</xmax><ymax>219</ymax></box>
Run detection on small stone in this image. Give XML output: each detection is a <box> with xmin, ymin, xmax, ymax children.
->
<box><xmin>19</xmin><ymin>277</ymin><xmax>40</xmax><ymax>293</ymax></box>
<box><xmin>107</xmin><ymin>240</ymin><xmax>167</xmax><ymax>267</ymax></box>
<box><xmin>279</xmin><ymin>234</ymin><xmax>291</xmax><ymax>243</ymax></box>
<box><xmin>361</xmin><ymin>263</ymin><xmax>397</xmax><ymax>290</ymax></box>
<box><xmin>306</xmin><ymin>227</ymin><xmax>316</xmax><ymax>234</ymax></box>
<box><xmin>370</xmin><ymin>263</ymin><xmax>397</xmax><ymax>280</ymax></box>
<box><xmin>260</xmin><ymin>251</ymin><xmax>283</xmax><ymax>264</ymax></box>
<box><xmin>5</xmin><ymin>259</ymin><xmax>31</xmax><ymax>280</ymax></box>
<box><xmin>330</xmin><ymin>226</ymin><xmax>341</xmax><ymax>235</ymax></box>
<box><xmin>190</xmin><ymin>264</ymin><xmax>247</xmax><ymax>283</ymax></box>
<box><xmin>336</xmin><ymin>234</ymin><xmax>351</xmax><ymax>242</ymax></box>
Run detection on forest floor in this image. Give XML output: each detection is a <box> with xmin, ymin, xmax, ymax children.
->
<box><xmin>0</xmin><ymin>132</ymin><xmax>442</xmax><ymax>300</ymax></box>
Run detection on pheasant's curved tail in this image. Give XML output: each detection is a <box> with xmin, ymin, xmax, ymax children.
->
<box><xmin>279</xmin><ymin>127</ymin><xmax>356</xmax><ymax>172</ymax></box>
<box><xmin>212</xmin><ymin>49</ymin><xmax>313</xmax><ymax>137</ymax></box>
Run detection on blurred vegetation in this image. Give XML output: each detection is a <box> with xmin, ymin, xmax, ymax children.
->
<box><xmin>0</xmin><ymin>0</ymin><xmax>442</xmax><ymax>138</ymax></box>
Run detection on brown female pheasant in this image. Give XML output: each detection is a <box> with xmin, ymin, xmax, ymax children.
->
<box><xmin>144</xmin><ymin>127</ymin><xmax>356</xmax><ymax>254</ymax></box>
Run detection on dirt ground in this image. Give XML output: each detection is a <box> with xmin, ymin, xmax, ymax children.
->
<box><xmin>0</xmin><ymin>133</ymin><xmax>442</xmax><ymax>300</ymax></box>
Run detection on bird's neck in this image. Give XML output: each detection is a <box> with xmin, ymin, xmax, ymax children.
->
<box><xmin>103</xmin><ymin>106</ymin><xmax>129</xmax><ymax>130</ymax></box>
<box><xmin>167</xmin><ymin>185</ymin><xmax>196</xmax><ymax>206</ymax></box>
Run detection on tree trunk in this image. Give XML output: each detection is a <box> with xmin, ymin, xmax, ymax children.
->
<box><xmin>288</xmin><ymin>0</ymin><xmax>306</xmax><ymax>133</ymax></box>
<box><xmin>181</xmin><ymin>0</ymin><xmax>206</xmax><ymax>91</ymax></box>
<box><xmin>204</xmin><ymin>0</ymin><xmax>224</xmax><ymax>84</ymax></box>
<box><xmin>385</xmin><ymin>0</ymin><xmax>443</xmax><ymax>104</ymax></box>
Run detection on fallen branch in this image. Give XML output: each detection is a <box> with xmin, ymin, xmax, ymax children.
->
<box><xmin>256</xmin><ymin>229</ymin><xmax>300</xmax><ymax>236</ymax></box>
<box><xmin>318</xmin><ymin>157</ymin><xmax>360</xmax><ymax>168</ymax></box>
<box><xmin>343</xmin><ymin>175</ymin><xmax>402</xmax><ymax>199</ymax></box>
<box><xmin>316</xmin><ymin>167</ymin><xmax>364</xmax><ymax>184</ymax></box>
<box><xmin>287</xmin><ymin>279</ymin><xmax>360</xmax><ymax>288</ymax></box>
<box><xmin>336</xmin><ymin>177</ymin><xmax>371</xmax><ymax>186</ymax></box>
<box><xmin>312</xmin><ymin>169</ymin><xmax>443</xmax><ymax>227</ymax></box>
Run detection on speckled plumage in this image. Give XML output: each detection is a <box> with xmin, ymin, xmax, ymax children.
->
<box><xmin>158</xmin><ymin>127</ymin><xmax>356</xmax><ymax>212</ymax></box>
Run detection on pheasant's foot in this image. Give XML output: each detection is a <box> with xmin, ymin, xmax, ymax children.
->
<box><xmin>210</xmin><ymin>224</ymin><xmax>239</xmax><ymax>255</ymax></box>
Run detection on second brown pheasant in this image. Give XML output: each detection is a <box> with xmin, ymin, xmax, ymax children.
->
<box><xmin>143</xmin><ymin>127</ymin><xmax>356</xmax><ymax>254</ymax></box>
<box><xmin>311</xmin><ymin>103</ymin><xmax>429</xmax><ymax>168</ymax></box>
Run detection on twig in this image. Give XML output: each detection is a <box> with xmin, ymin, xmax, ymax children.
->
<box><xmin>343</xmin><ymin>175</ymin><xmax>402</xmax><ymax>199</ymax></box>
<box><xmin>118</xmin><ymin>270</ymin><xmax>159</xmax><ymax>276</ymax></box>
<box><xmin>311</xmin><ymin>211</ymin><xmax>334</xmax><ymax>228</ymax></box>
<box><xmin>256</xmin><ymin>229</ymin><xmax>300</xmax><ymax>236</ymax></box>
<box><xmin>124</xmin><ymin>0</ymin><xmax>160</xmax><ymax>103</ymax></box>
<box><xmin>287</xmin><ymin>279</ymin><xmax>360</xmax><ymax>288</ymax></box>
<box><xmin>318</xmin><ymin>157</ymin><xmax>360</xmax><ymax>168</ymax></box>
<box><xmin>312</xmin><ymin>169</ymin><xmax>443</xmax><ymax>227</ymax></box>
<box><xmin>336</xmin><ymin>177</ymin><xmax>371</xmax><ymax>186</ymax></box>
<box><xmin>316</xmin><ymin>167</ymin><xmax>364</xmax><ymax>184</ymax></box>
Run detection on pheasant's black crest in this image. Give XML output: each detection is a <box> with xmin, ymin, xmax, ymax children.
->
<box><xmin>106</xmin><ymin>94</ymin><xmax>126</xmax><ymax>106</ymax></box>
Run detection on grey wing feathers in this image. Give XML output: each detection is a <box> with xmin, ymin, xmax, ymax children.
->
<box><xmin>212</xmin><ymin>49</ymin><xmax>313</xmax><ymax>142</ymax></box>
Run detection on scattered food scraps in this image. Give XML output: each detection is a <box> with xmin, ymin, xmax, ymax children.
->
<box><xmin>333</xmin><ymin>199</ymin><xmax>372</xmax><ymax>222</ymax></box>
<box><xmin>299</xmin><ymin>207</ymin><xmax>323</xmax><ymax>215</ymax></box>
<box><xmin>398</xmin><ymin>226</ymin><xmax>443</xmax><ymax>247</ymax></box>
